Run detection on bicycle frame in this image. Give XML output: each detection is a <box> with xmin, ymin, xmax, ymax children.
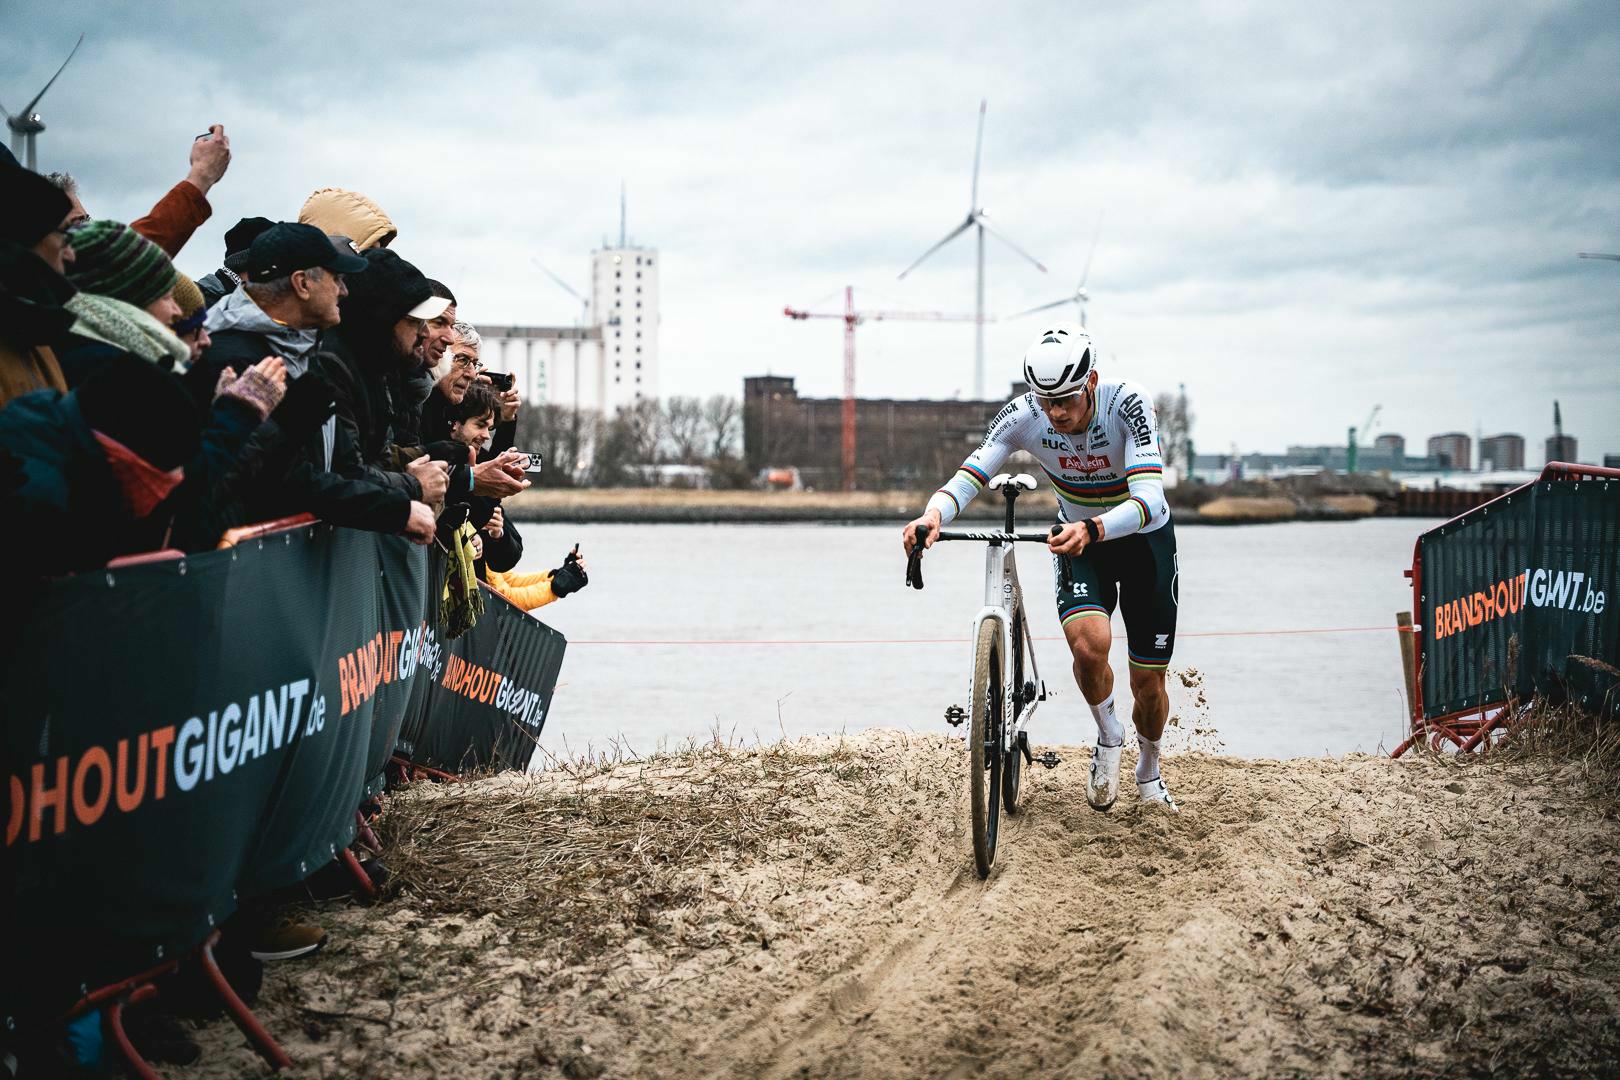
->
<box><xmin>935</xmin><ymin>475</ymin><xmax>1053</xmax><ymax>753</ymax></box>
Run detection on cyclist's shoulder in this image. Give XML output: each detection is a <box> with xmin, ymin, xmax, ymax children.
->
<box><xmin>1097</xmin><ymin>378</ymin><xmax>1156</xmax><ymax>422</ymax></box>
<box><xmin>983</xmin><ymin>393</ymin><xmax>1043</xmax><ymax>442</ymax></box>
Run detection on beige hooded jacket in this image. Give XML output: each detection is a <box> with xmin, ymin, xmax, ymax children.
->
<box><xmin>298</xmin><ymin>188</ymin><xmax>397</xmax><ymax>251</ymax></box>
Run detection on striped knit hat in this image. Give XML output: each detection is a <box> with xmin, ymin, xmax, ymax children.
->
<box><xmin>64</xmin><ymin>219</ymin><xmax>179</xmax><ymax>309</ymax></box>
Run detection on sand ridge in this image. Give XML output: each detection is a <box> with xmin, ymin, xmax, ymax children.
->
<box><xmin>177</xmin><ymin>730</ymin><xmax>1620</xmax><ymax>1078</ymax></box>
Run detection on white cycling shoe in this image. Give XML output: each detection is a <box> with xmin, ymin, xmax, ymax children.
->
<box><xmin>1086</xmin><ymin>742</ymin><xmax>1122</xmax><ymax>811</ymax></box>
<box><xmin>1137</xmin><ymin>775</ymin><xmax>1179</xmax><ymax>813</ymax></box>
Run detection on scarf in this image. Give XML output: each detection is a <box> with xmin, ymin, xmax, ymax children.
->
<box><xmin>94</xmin><ymin>430</ymin><xmax>184</xmax><ymax>518</ymax></box>
<box><xmin>439</xmin><ymin>521</ymin><xmax>485</xmax><ymax>640</ymax></box>
<box><xmin>65</xmin><ymin>291</ymin><xmax>192</xmax><ymax>372</ymax></box>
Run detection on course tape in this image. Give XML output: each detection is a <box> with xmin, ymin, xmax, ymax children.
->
<box><xmin>571</xmin><ymin>626</ymin><xmax>1412</xmax><ymax>646</ymax></box>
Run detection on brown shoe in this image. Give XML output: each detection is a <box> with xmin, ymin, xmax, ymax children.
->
<box><xmin>248</xmin><ymin>915</ymin><xmax>328</xmax><ymax>962</ymax></box>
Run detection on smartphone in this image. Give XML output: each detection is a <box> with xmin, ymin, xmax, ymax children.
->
<box><xmin>512</xmin><ymin>450</ymin><xmax>544</xmax><ymax>474</ymax></box>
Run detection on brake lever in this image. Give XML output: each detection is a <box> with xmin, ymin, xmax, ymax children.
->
<box><xmin>905</xmin><ymin>524</ymin><xmax>930</xmax><ymax>589</ymax></box>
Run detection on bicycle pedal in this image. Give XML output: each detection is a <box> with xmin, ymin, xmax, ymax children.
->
<box><xmin>1033</xmin><ymin>751</ymin><xmax>1062</xmax><ymax>770</ymax></box>
<box><xmin>944</xmin><ymin>704</ymin><xmax>966</xmax><ymax>727</ymax></box>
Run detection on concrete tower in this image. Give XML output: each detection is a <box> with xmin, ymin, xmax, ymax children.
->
<box><xmin>591</xmin><ymin>185</ymin><xmax>659</xmax><ymax>410</ymax></box>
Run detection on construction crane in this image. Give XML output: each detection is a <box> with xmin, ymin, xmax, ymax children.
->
<box><xmin>1347</xmin><ymin>404</ymin><xmax>1381</xmax><ymax>473</ymax></box>
<box><xmin>784</xmin><ymin>286</ymin><xmax>980</xmax><ymax>491</ymax></box>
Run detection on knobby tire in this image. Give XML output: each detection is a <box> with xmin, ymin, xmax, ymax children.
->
<box><xmin>970</xmin><ymin>619</ymin><xmax>1003</xmax><ymax>878</ymax></box>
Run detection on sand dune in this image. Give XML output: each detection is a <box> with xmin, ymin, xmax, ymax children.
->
<box><xmin>180</xmin><ymin>730</ymin><xmax>1620</xmax><ymax>1079</ymax></box>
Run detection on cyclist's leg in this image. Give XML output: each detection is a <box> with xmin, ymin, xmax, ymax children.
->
<box><xmin>1057</xmin><ymin>544</ymin><xmax>1126</xmax><ymax>810</ymax></box>
<box><xmin>1117</xmin><ymin>521</ymin><xmax>1179</xmax><ymax>799</ymax></box>
<box><xmin>1054</xmin><ymin>546</ymin><xmax>1119</xmax><ymax>716</ymax></box>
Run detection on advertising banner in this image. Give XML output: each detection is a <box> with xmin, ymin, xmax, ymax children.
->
<box><xmin>1421</xmin><ymin>479</ymin><xmax>1618</xmax><ymax>720</ymax></box>
<box><xmin>1</xmin><ymin>522</ymin><xmax>565</xmax><ymax>1020</ymax></box>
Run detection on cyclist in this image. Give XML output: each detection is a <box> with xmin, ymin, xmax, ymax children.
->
<box><xmin>903</xmin><ymin>322</ymin><xmax>1179</xmax><ymax>812</ymax></box>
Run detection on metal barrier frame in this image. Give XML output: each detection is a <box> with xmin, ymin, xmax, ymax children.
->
<box><xmin>1394</xmin><ymin>462</ymin><xmax>1620</xmax><ymax>756</ymax></box>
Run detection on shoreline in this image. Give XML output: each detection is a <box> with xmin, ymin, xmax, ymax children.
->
<box><xmin>504</xmin><ymin>488</ymin><xmax>1381</xmax><ymax>526</ymax></box>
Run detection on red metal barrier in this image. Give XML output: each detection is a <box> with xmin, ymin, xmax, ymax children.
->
<box><xmin>1393</xmin><ymin>462</ymin><xmax>1620</xmax><ymax>757</ymax></box>
<box><xmin>216</xmin><ymin>513</ymin><xmax>318</xmax><ymax>549</ymax></box>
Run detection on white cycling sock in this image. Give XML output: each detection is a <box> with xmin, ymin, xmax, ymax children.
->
<box><xmin>1090</xmin><ymin>693</ymin><xmax>1124</xmax><ymax>747</ymax></box>
<box><xmin>1136</xmin><ymin>734</ymin><xmax>1161</xmax><ymax>783</ymax></box>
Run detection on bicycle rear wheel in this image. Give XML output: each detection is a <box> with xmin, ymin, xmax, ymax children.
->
<box><xmin>969</xmin><ymin>619</ymin><xmax>1003</xmax><ymax>878</ymax></box>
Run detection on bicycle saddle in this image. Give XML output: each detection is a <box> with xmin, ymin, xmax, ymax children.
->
<box><xmin>988</xmin><ymin>473</ymin><xmax>1037</xmax><ymax>492</ymax></box>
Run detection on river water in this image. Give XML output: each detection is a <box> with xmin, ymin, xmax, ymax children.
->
<box><xmin>513</xmin><ymin>517</ymin><xmax>1440</xmax><ymax>762</ymax></box>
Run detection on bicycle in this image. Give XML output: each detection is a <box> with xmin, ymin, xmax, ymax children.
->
<box><xmin>905</xmin><ymin>473</ymin><xmax>1063</xmax><ymax>878</ymax></box>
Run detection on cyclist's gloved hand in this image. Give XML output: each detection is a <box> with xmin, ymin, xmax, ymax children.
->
<box><xmin>551</xmin><ymin>548</ymin><xmax>589</xmax><ymax>597</ymax></box>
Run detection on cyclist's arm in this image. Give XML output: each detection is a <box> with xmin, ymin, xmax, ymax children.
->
<box><xmin>925</xmin><ymin>424</ymin><xmax>1016</xmax><ymax>526</ymax></box>
<box><xmin>1092</xmin><ymin>385</ymin><xmax>1169</xmax><ymax>541</ymax></box>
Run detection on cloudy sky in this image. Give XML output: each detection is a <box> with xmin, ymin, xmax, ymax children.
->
<box><xmin>5</xmin><ymin>0</ymin><xmax>1617</xmax><ymax>462</ymax></box>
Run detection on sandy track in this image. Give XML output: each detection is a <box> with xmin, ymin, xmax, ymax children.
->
<box><xmin>179</xmin><ymin>731</ymin><xmax>1620</xmax><ymax>1079</ymax></box>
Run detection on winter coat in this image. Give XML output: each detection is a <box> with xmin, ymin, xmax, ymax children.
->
<box><xmin>0</xmin><ymin>243</ymin><xmax>73</xmax><ymax>409</ymax></box>
<box><xmin>196</xmin><ymin>266</ymin><xmax>241</xmax><ymax>309</ymax></box>
<box><xmin>298</xmin><ymin>188</ymin><xmax>396</xmax><ymax>251</ymax></box>
<box><xmin>130</xmin><ymin>180</ymin><xmax>211</xmax><ymax>259</ymax></box>
<box><xmin>201</xmin><ymin>286</ymin><xmax>321</xmax><ymax>375</ymax></box>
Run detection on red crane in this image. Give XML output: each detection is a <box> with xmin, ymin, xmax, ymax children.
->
<box><xmin>784</xmin><ymin>286</ymin><xmax>980</xmax><ymax>491</ymax></box>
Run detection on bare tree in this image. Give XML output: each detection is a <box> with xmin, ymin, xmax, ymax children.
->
<box><xmin>1153</xmin><ymin>389</ymin><xmax>1194</xmax><ymax>475</ymax></box>
<box><xmin>702</xmin><ymin>394</ymin><xmax>742</xmax><ymax>460</ymax></box>
<box><xmin>663</xmin><ymin>396</ymin><xmax>707</xmax><ymax>463</ymax></box>
<box><xmin>514</xmin><ymin>403</ymin><xmax>589</xmax><ymax>487</ymax></box>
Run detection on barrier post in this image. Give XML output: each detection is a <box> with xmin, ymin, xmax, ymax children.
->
<box><xmin>1396</xmin><ymin>610</ymin><xmax>1416</xmax><ymax>720</ymax></box>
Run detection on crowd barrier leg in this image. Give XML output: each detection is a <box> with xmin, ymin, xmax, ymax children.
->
<box><xmin>338</xmin><ymin>847</ymin><xmax>378</xmax><ymax>901</ymax></box>
<box><xmin>197</xmin><ymin>930</ymin><xmax>290</xmax><ymax>1071</ymax></box>
<box><xmin>103</xmin><ymin>983</ymin><xmax>163</xmax><ymax>1080</ymax></box>
<box><xmin>355</xmin><ymin>810</ymin><xmax>382</xmax><ymax>856</ymax></box>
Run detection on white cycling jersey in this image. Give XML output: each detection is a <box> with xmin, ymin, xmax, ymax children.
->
<box><xmin>926</xmin><ymin>380</ymin><xmax>1171</xmax><ymax>540</ymax></box>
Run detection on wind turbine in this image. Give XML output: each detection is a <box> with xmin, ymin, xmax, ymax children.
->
<box><xmin>1009</xmin><ymin>217</ymin><xmax>1102</xmax><ymax>327</ymax></box>
<box><xmin>531</xmin><ymin>256</ymin><xmax>590</xmax><ymax>326</ymax></box>
<box><xmin>3</xmin><ymin>33</ymin><xmax>85</xmax><ymax>171</ymax></box>
<box><xmin>898</xmin><ymin>99</ymin><xmax>1047</xmax><ymax>400</ymax></box>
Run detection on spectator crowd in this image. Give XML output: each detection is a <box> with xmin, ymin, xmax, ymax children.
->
<box><xmin>1</xmin><ymin>125</ymin><xmax>590</xmax><ymax>1074</ymax></box>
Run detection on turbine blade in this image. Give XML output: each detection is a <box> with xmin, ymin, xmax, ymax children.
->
<box><xmin>897</xmin><ymin>217</ymin><xmax>974</xmax><ymax>280</ymax></box>
<box><xmin>970</xmin><ymin>99</ymin><xmax>986</xmax><ymax>211</ymax></box>
<box><xmin>1006</xmin><ymin>297</ymin><xmax>1072</xmax><ymax>319</ymax></box>
<box><xmin>0</xmin><ymin>97</ymin><xmax>12</xmax><ymax>120</ymax></box>
<box><xmin>1577</xmin><ymin>252</ymin><xmax>1620</xmax><ymax>261</ymax></box>
<box><xmin>21</xmin><ymin>32</ymin><xmax>84</xmax><ymax>116</ymax></box>
<box><xmin>977</xmin><ymin>215</ymin><xmax>1048</xmax><ymax>273</ymax></box>
<box><xmin>531</xmin><ymin>256</ymin><xmax>586</xmax><ymax>302</ymax></box>
<box><xmin>1078</xmin><ymin>213</ymin><xmax>1102</xmax><ymax>288</ymax></box>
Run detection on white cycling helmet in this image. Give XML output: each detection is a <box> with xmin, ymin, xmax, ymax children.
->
<box><xmin>1022</xmin><ymin>322</ymin><xmax>1095</xmax><ymax>399</ymax></box>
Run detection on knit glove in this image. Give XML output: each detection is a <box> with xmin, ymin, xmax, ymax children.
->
<box><xmin>549</xmin><ymin>549</ymin><xmax>589</xmax><ymax>597</ymax></box>
<box><xmin>217</xmin><ymin>365</ymin><xmax>287</xmax><ymax>421</ymax></box>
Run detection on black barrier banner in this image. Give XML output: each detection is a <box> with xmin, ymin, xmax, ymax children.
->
<box><xmin>396</xmin><ymin>589</ymin><xmax>567</xmax><ymax>772</ymax></box>
<box><xmin>1421</xmin><ymin>478</ymin><xmax>1619</xmax><ymax>719</ymax></box>
<box><xmin>1</xmin><ymin>522</ymin><xmax>565</xmax><ymax>1020</ymax></box>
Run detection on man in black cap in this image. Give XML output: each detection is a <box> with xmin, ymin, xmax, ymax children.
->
<box><xmin>1</xmin><ymin>164</ymin><xmax>79</xmax><ymax>408</ymax></box>
<box><xmin>202</xmin><ymin>221</ymin><xmax>367</xmax><ymax>383</ymax></box>
<box><xmin>196</xmin><ymin>215</ymin><xmax>274</xmax><ymax>308</ymax></box>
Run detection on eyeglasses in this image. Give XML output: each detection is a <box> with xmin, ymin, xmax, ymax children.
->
<box><xmin>451</xmin><ymin>354</ymin><xmax>484</xmax><ymax>371</ymax></box>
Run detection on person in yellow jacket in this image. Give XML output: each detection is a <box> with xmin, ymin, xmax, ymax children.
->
<box><xmin>481</xmin><ymin>506</ymin><xmax>588</xmax><ymax>610</ymax></box>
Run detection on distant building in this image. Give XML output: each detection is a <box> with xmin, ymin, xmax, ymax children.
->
<box><xmin>1546</xmin><ymin>434</ymin><xmax>1578</xmax><ymax>465</ymax></box>
<box><xmin>743</xmin><ymin>376</ymin><xmax>1020</xmax><ymax>489</ymax></box>
<box><xmin>475</xmin><ymin>324</ymin><xmax>605</xmax><ymax>411</ymax></box>
<box><xmin>1604</xmin><ymin>453</ymin><xmax>1620</xmax><ymax>470</ymax></box>
<box><xmin>1479</xmin><ymin>433</ymin><xmax>1525</xmax><ymax>471</ymax></box>
<box><xmin>1428</xmin><ymin>432</ymin><xmax>1472</xmax><ymax>471</ymax></box>
<box><xmin>592</xmin><ymin>245</ymin><xmax>660</xmax><ymax>408</ymax></box>
<box><xmin>1374</xmin><ymin>433</ymin><xmax>1406</xmax><ymax>462</ymax></box>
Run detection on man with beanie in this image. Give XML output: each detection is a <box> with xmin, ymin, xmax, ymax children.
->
<box><xmin>320</xmin><ymin>249</ymin><xmax>528</xmax><ymax>507</ymax></box>
<box><xmin>196</xmin><ymin>215</ymin><xmax>274</xmax><ymax>308</ymax></box>
<box><xmin>0</xmin><ymin>165</ymin><xmax>78</xmax><ymax>407</ymax></box>
<box><xmin>170</xmin><ymin>272</ymin><xmax>210</xmax><ymax>367</ymax></box>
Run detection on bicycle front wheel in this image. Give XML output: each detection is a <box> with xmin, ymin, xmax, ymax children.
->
<box><xmin>969</xmin><ymin>618</ymin><xmax>1003</xmax><ymax>878</ymax></box>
